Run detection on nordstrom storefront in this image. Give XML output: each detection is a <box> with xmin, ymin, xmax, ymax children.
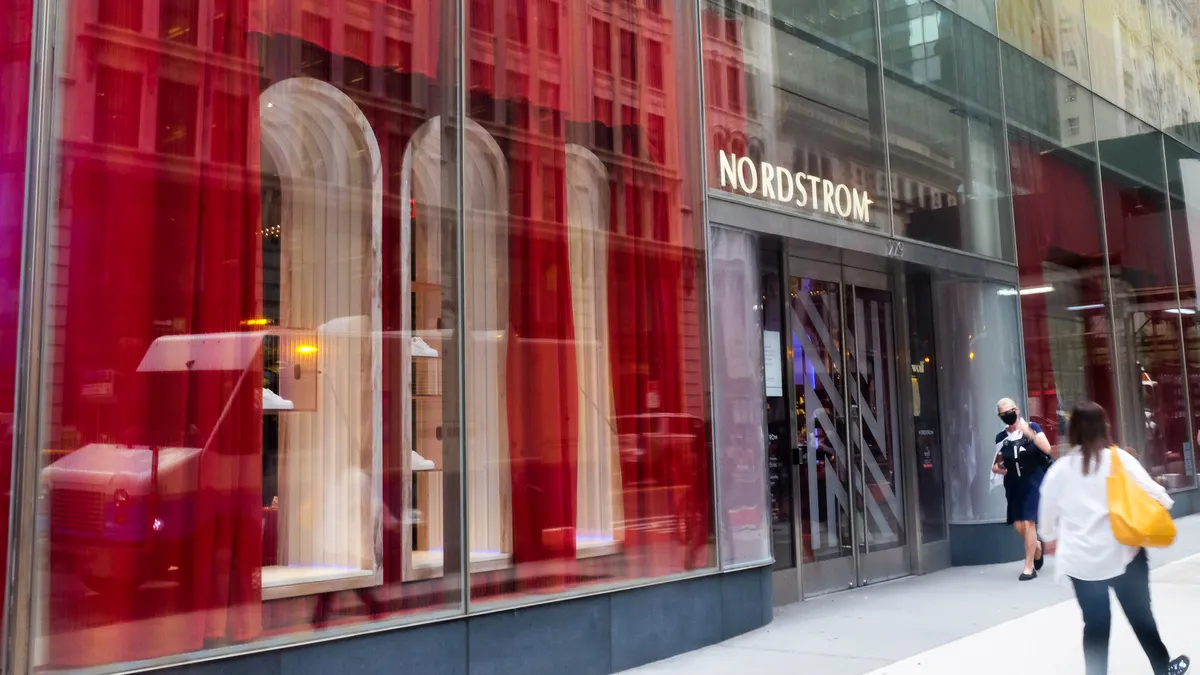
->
<box><xmin>0</xmin><ymin>0</ymin><xmax>1199</xmax><ymax>674</ymax></box>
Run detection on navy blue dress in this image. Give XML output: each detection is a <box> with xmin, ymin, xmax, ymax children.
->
<box><xmin>994</xmin><ymin>422</ymin><xmax>1048</xmax><ymax>524</ymax></box>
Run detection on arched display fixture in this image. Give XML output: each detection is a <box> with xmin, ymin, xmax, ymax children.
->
<box><xmin>258</xmin><ymin>77</ymin><xmax>384</xmax><ymax>600</ymax></box>
<box><xmin>565</xmin><ymin>144</ymin><xmax>622</xmax><ymax>558</ymax></box>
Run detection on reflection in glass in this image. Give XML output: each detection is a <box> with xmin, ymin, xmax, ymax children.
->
<box><xmin>464</xmin><ymin>0</ymin><xmax>715</xmax><ymax>605</ymax></box>
<box><xmin>1096</xmin><ymin>101</ymin><xmax>1191</xmax><ymax>487</ymax></box>
<box><xmin>762</xmin><ymin>248</ymin><xmax>797</xmax><ymax>571</ymax></box>
<box><xmin>0</xmin><ymin>0</ymin><xmax>30</xmax><ymax>640</ymax></box>
<box><xmin>1149</xmin><ymin>0</ymin><xmax>1200</xmax><ymax>146</ymax></box>
<box><xmin>1085</xmin><ymin>0</ymin><xmax>1159</xmax><ymax>125</ymax></box>
<box><xmin>711</xmin><ymin>226</ymin><xmax>771</xmax><ymax>568</ymax></box>
<box><xmin>906</xmin><ymin>272</ymin><xmax>947</xmax><ymax>543</ymax></box>
<box><xmin>880</xmin><ymin>0</ymin><xmax>1012</xmax><ymax>259</ymax></box>
<box><xmin>934</xmin><ymin>277</ymin><xmax>1023</xmax><ymax>523</ymax></box>
<box><xmin>996</xmin><ymin>0</ymin><xmax>1089</xmax><ymax>85</ymax></box>
<box><xmin>1165</xmin><ymin>137</ymin><xmax>1200</xmax><ymax>485</ymax></box>
<box><xmin>1005</xmin><ymin>49</ymin><xmax>1114</xmax><ymax>451</ymax></box>
<box><xmin>703</xmin><ymin>0</ymin><xmax>890</xmax><ymax>231</ymax></box>
<box><xmin>37</xmin><ymin>1</ymin><xmax>462</xmax><ymax>670</ymax></box>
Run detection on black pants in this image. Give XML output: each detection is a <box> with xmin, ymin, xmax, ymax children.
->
<box><xmin>1071</xmin><ymin>550</ymin><xmax>1170</xmax><ymax>675</ymax></box>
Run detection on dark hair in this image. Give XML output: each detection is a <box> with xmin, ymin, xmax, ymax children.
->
<box><xmin>1067</xmin><ymin>401</ymin><xmax>1110</xmax><ymax>475</ymax></box>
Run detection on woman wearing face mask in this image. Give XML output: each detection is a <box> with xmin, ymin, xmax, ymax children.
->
<box><xmin>992</xmin><ymin>397</ymin><xmax>1054</xmax><ymax>580</ymax></box>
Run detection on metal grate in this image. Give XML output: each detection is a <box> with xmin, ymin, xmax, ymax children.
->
<box><xmin>51</xmin><ymin>488</ymin><xmax>103</xmax><ymax>535</ymax></box>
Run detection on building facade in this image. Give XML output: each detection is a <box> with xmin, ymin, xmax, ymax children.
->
<box><xmin>1</xmin><ymin>0</ymin><xmax>1200</xmax><ymax>673</ymax></box>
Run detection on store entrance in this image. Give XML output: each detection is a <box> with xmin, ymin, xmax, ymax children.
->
<box><xmin>788</xmin><ymin>256</ymin><xmax>910</xmax><ymax>596</ymax></box>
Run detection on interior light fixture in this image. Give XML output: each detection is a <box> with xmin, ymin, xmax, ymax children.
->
<box><xmin>1066</xmin><ymin>303</ymin><xmax>1105</xmax><ymax>311</ymax></box>
<box><xmin>1166</xmin><ymin>308</ymin><xmax>1197</xmax><ymax>315</ymax></box>
<box><xmin>1018</xmin><ymin>285</ymin><xmax>1055</xmax><ymax>296</ymax></box>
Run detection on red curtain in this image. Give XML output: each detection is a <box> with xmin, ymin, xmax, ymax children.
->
<box><xmin>504</xmin><ymin>74</ymin><xmax>581</xmax><ymax>592</ymax></box>
<box><xmin>0</xmin><ymin>0</ymin><xmax>32</xmax><ymax>623</ymax></box>
<box><xmin>47</xmin><ymin>3</ymin><xmax>262</xmax><ymax>665</ymax></box>
<box><xmin>1010</xmin><ymin>140</ymin><xmax>1117</xmax><ymax>434</ymax></box>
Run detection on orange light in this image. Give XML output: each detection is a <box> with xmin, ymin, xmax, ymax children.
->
<box><xmin>969</xmin><ymin>351</ymin><xmax>975</xmax><ymax>360</ymax></box>
<box><xmin>924</xmin><ymin>357</ymin><xmax>930</xmax><ymax>363</ymax></box>
<box><xmin>297</xmin><ymin>345</ymin><xmax>318</xmax><ymax>355</ymax></box>
<box><xmin>242</xmin><ymin>318</ymin><xmax>270</xmax><ymax>327</ymax></box>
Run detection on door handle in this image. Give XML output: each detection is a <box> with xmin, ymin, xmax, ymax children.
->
<box><xmin>793</xmin><ymin>444</ymin><xmax>805</xmax><ymax>466</ymax></box>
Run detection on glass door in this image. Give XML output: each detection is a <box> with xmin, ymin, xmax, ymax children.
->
<box><xmin>789</xmin><ymin>259</ymin><xmax>909</xmax><ymax>596</ymax></box>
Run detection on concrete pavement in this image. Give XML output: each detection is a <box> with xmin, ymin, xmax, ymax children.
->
<box><xmin>623</xmin><ymin>515</ymin><xmax>1200</xmax><ymax>674</ymax></box>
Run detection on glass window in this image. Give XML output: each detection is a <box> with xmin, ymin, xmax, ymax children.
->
<box><xmin>1150</xmin><ymin>0</ymin><xmax>1200</xmax><ymax>148</ymax></box>
<box><xmin>996</xmin><ymin>0</ymin><xmax>1089</xmax><ymax>85</ymax></box>
<box><xmin>881</xmin><ymin>1</ymin><xmax>1013</xmax><ymax>260</ymax></box>
<box><xmin>934</xmin><ymin>275</ymin><xmax>1023</xmax><ymax>524</ymax></box>
<box><xmin>1096</xmin><ymin>100</ymin><xmax>1191</xmax><ymax>487</ymax></box>
<box><xmin>1085</xmin><ymin>0</ymin><xmax>1159</xmax><ymax>125</ymax></box>
<box><xmin>1164</xmin><ymin>136</ymin><xmax>1200</xmax><ymax>487</ymax></box>
<box><xmin>0</xmin><ymin>0</ymin><xmax>32</xmax><ymax>649</ymax></box>
<box><xmin>758</xmin><ymin>245</ymin><xmax>795</xmax><ymax>571</ymax></box>
<box><xmin>935</xmin><ymin>0</ymin><xmax>997</xmax><ymax>33</ymax></box>
<box><xmin>710</xmin><ymin>226</ymin><xmax>770</xmax><ymax>568</ymax></box>
<box><xmin>906</xmin><ymin>271</ymin><xmax>947</xmax><ymax>542</ymax></box>
<box><xmin>464</xmin><ymin>0</ymin><xmax>715</xmax><ymax>606</ymax></box>
<box><xmin>1003</xmin><ymin>47</ymin><xmax>1117</xmax><ymax>450</ymax></box>
<box><xmin>703</xmin><ymin>0</ymin><xmax>890</xmax><ymax>231</ymax></box>
<box><xmin>35</xmin><ymin>2</ymin><xmax>463</xmax><ymax>670</ymax></box>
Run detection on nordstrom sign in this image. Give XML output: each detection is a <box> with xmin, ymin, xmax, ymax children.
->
<box><xmin>718</xmin><ymin>150</ymin><xmax>874</xmax><ymax>224</ymax></box>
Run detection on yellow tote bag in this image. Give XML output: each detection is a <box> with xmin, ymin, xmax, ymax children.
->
<box><xmin>1108</xmin><ymin>447</ymin><xmax>1176</xmax><ymax>548</ymax></box>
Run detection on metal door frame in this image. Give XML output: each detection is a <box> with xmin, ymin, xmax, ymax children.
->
<box><xmin>787</xmin><ymin>254</ymin><xmax>912</xmax><ymax>597</ymax></box>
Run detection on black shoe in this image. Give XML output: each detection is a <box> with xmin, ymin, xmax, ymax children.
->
<box><xmin>1019</xmin><ymin>570</ymin><xmax>1037</xmax><ymax>581</ymax></box>
<box><xmin>1034</xmin><ymin>546</ymin><xmax>1045</xmax><ymax>571</ymax></box>
<box><xmin>1168</xmin><ymin>655</ymin><xmax>1190</xmax><ymax>675</ymax></box>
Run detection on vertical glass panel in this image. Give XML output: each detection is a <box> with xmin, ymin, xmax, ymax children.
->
<box><xmin>702</xmin><ymin>0</ymin><xmax>890</xmax><ymax>231</ymax></box>
<box><xmin>1085</xmin><ymin>0</ymin><xmax>1160</xmax><ymax>125</ymax></box>
<box><xmin>996</xmin><ymin>0</ymin><xmax>1089</xmax><ymax>85</ymax></box>
<box><xmin>880</xmin><ymin>1</ymin><xmax>1013</xmax><ymax>259</ymax></box>
<box><xmin>1004</xmin><ymin>48</ymin><xmax>1116</xmax><ymax>448</ymax></box>
<box><xmin>1161</xmin><ymin>136</ymin><xmax>1200</xmax><ymax>482</ymax></box>
<box><xmin>1150</xmin><ymin>0</ymin><xmax>1200</xmax><ymax>149</ymax></box>
<box><xmin>791</xmin><ymin>277</ymin><xmax>851</xmax><ymax>563</ymax></box>
<box><xmin>761</xmin><ymin>247</ymin><xmax>796</xmax><ymax>571</ymax></box>
<box><xmin>936</xmin><ymin>0</ymin><xmax>998</xmax><ymax>33</ymax></box>
<box><xmin>464</xmin><ymin>0</ymin><xmax>715</xmax><ymax>605</ymax></box>
<box><xmin>933</xmin><ymin>276</ymin><xmax>1024</xmax><ymax>523</ymax></box>
<box><xmin>0</xmin><ymin>0</ymin><xmax>33</xmax><ymax>646</ymax></box>
<box><xmin>906</xmin><ymin>271</ymin><xmax>947</xmax><ymax>543</ymax></box>
<box><xmin>1165</xmin><ymin>136</ymin><xmax>1200</xmax><ymax>485</ymax></box>
<box><xmin>36</xmin><ymin>0</ymin><xmax>463</xmax><ymax>670</ymax></box>
<box><xmin>1096</xmin><ymin>101</ymin><xmax>1191</xmax><ymax>486</ymax></box>
<box><xmin>711</xmin><ymin>226</ymin><xmax>771</xmax><ymax>567</ymax></box>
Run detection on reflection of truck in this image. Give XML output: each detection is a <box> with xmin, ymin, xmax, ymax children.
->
<box><xmin>43</xmin><ymin>444</ymin><xmax>202</xmax><ymax>593</ymax></box>
<box><xmin>43</xmin><ymin>331</ymin><xmax>263</xmax><ymax>594</ymax></box>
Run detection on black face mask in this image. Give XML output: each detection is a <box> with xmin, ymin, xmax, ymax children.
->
<box><xmin>1000</xmin><ymin>410</ymin><xmax>1018</xmax><ymax>425</ymax></box>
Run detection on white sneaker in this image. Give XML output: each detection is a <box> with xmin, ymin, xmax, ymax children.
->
<box><xmin>411</xmin><ymin>450</ymin><xmax>435</xmax><ymax>471</ymax></box>
<box><xmin>262</xmin><ymin>388</ymin><xmax>294</xmax><ymax>410</ymax></box>
<box><xmin>411</xmin><ymin>336</ymin><xmax>438</xmax><ymax>358</ymax></box>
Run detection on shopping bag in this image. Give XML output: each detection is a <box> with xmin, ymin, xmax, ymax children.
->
<box><xmin>1108</xmin><ymin>447</ymin><xmax>1176</xmax><ymax>548</ymax></box>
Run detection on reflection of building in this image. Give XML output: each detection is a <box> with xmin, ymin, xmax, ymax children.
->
<box><xmin>7</xmin><ymin>1</ymin><xmax>1200</xmax><ymax>674</ymax></box>
<box><xmin>17</xmin><ymin>0</ymin><xmax>735</xmax><ymax>673</ymax></box>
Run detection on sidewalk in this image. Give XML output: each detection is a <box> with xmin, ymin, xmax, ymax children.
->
<box><xmin>623</xmin><ymin>515</ymin><xmax>1200</xmax><ymax>674</ymax></box>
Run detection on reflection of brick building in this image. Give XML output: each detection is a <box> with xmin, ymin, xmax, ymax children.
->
<box><xmin>41</xmin><ymin>0</ymin><xmax>719</xmax><ymax>668</ymax></box>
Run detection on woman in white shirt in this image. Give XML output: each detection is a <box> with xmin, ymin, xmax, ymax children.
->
<box><xmin>1039</xmin><ymin>402</ymin><xmax>1189</xmax><ymax>675</ymax></box>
